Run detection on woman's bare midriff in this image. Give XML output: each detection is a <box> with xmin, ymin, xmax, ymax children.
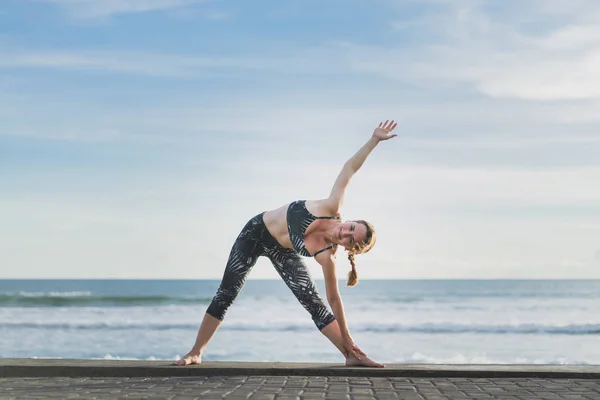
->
<box><xmin>262</xmin><ymin>203</ymin><xmax>293</xmax><ymax>249</ymax></box>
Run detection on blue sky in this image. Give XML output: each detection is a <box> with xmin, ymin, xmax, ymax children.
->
<box><xmin>1</xmin><ymin>0</ymin><xmax>600</xmax><ymax>279</ymax></box>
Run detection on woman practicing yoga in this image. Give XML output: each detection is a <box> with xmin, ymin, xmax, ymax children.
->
<box><xmin>174</xmin><ymin>120</ymin><xmax>398</xmax><ymax>368</ymax></box>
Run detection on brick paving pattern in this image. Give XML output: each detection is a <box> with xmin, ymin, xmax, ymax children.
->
<box><xmin>1</xmin><ymin>375</ymin><xmax>599</xmax><ymax>399</ymax></box>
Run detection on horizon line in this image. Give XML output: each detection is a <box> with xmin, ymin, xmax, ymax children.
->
<box><xmin>1</xmin><ymin>277</ymin><xmax>599</xmax><ymax>281</ymax></box>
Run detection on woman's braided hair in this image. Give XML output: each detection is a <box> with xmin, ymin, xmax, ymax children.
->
<box><xmin>346</xmin><ymin>220</ymin><xmax>376</xmax><ymax>287</ymax></box>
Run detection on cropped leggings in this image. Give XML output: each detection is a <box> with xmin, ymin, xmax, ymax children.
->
<box><xmin>206</xmin><ymin>213</ymin><xmax>336</xmax><ymax>331</ymax></box>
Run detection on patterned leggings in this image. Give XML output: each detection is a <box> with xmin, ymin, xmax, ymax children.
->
<box><xmin>206</xmin><ymin>213</ymin><xmax>336</xmax><ymax>331</ymax></box>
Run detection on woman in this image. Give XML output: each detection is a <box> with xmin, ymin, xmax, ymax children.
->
<box><xmin>174</xmin><ymin>120</ymin><xmax>398</xmax><ymax>368</ymax></box>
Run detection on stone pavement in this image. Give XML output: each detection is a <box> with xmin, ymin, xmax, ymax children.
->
<box><xmin>2</xmin><ymin>375</ymin><xmax>600</xmax><ymax>399</ymax></box>
<box><xmin>1</xmin><ymin>359</ymin><xmax>599</xmax><ymax>399</ymax></box>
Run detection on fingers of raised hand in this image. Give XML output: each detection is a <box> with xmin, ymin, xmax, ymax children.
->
<box><xmin>378</xmin><ymin>120</ymin><xmax>397</xmax><ymax>132</ymax></box>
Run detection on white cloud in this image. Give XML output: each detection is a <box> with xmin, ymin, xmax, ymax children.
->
<box><xmin>528</xmin><ymin>0</ymin><xmax>600</xmax><ymax>17</ymax></box>
<box><xmin>361</xmin><ymin>165</ymin><xmax>600</xmax><ymax>207</ymax></box>
<box><xmin>5</xmin><ymin>128</ymin><xmax>122</xmax><ymax>142</ymax></box>
<box><xmin>473</xmin><ymin>54</ymin><xmax>600</xmax><ymax>101</ymax></box>
<box><xmin>534</xmin><ymin>25</ymin><xmax>600</xmax><ymax>50</ymax></box>
<box><xmin>360</xmin><ymin>0</ymin><xmax>600</xmax><ymax>101</ymax></box>
<box><xmin>36</xmin><ymin>0</ymin><xmax>208</xmax><ymax>18</ymax></box>
<box><xmin>0</xmin><ymin>48</ymin><xmax>341</xmax><ymax>78</ymax></box>
<box><xmin>0</xmin><ymin>51</ymin><xmax>225</xmax><ymax>77</ymax></box>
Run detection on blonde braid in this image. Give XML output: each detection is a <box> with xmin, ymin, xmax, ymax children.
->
<box><xmin>346</xmin><ymin>252</ymin><xmax>358</xmax><ymax>287</ymax></box>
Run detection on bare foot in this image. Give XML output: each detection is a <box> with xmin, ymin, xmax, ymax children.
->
<box><xmin>345</xmin><ymin>355</ymin><xmax>385</xmax><ymax>368</ymax></box>
<box><xmin>172</xmin><ymin>353</ymin><xmax>202</xmax><ymax>366</ymax></box>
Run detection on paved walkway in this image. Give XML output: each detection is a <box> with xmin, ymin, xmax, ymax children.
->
<box><xmin>1</xmin><ymin>359</ymin><xmax>599</xmax><ymax>399</ymax></box>
<box><xmin>2</xmin><ymin>375</ymin><xmax>600</xmax><ymax>399</ymax></box>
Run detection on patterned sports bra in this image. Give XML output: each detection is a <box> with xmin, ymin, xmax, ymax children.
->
<box><xmin>286</xmin><ymin>200</ymin><xmax>340</xmax><ymax>257</ymax></box>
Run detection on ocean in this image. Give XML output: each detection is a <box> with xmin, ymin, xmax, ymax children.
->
<box><xmin>1</xmin><ymin>279</ymin><xmax>599</xmax><ymax>365</ymax></box>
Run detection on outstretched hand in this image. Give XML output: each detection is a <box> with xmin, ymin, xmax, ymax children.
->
<box><xmin>341</xmin><ymin>337</ymin><xmax>368</xmax><ymax>360</ymax></box>
<box><xmin>372</xmin><ymin>120</ymin><xmax>398</xmax><ymax>141</ymax></box>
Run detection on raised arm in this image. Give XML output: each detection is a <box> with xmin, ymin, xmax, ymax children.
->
<box><xmin>324</xmin><ymin>120</ymin><xmax>398</xmax><ymax>213</ymax></box>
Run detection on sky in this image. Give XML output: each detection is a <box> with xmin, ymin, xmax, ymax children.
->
<box><xmin>1</xmin><ymin>0</ymin><xmax>600</xmax><ymax>279</ymax></box>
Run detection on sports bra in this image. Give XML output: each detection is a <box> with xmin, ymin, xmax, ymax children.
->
<box><xmin>286</xmin><ymin>200</ymin><xmax>340</xmax><ymax>257</ymax></box>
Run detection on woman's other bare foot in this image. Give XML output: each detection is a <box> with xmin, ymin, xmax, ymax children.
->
<box><xmin>345</xmin><ymin>354</ymin><xmax>385</xmax><ymax>368</ymax></box>
<box><xmin>172</xmin><ymin>352</ymin><xmax>201</xmax><ymax>366</ymax></box>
